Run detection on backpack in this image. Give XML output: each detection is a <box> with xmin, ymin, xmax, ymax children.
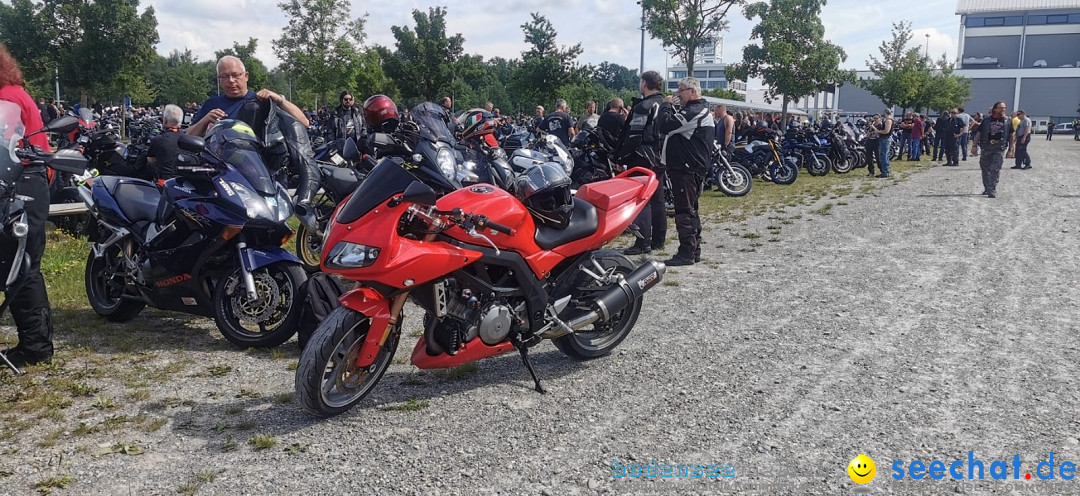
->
<box><xmin>296</xmin><ymin>272</ymin><xmax>349</xmax><ymax>349</ymax></box>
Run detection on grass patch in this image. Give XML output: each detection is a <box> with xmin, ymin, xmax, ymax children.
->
<box><xmin>810</xmin><ymin>204</ymin><xmax>834</xmax><ymax>216</ymax></box>
<box><xmin>272</xmin><ymin>392</ymin><xmax>294</xmax><ymax>405</ymax></box>
<box><xmin>249</xmin><ymin>434</ymin><xmax>278</xmax><ymax>450</ymax></box>
<box><xmin>382</xmin><ymin>398</ymin><xmax>430</xmax><ymax>412</ymax></box>
<box><xmin>205</xmin><ymin>364</ymin><xmax>232</xmax><ymax>377</ymax></box>
<box><xmin>33</xmin><ymin>474</ymin><xmax>73</xmax><ymax>495</ymax></box>
<box><xmin>663</xmin><ymin>280</ymin><xmax>680</xmax><ymax>287</ymax></box>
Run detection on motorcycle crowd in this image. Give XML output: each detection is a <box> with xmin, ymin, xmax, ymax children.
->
<box><xmin>3</xmin><ymin>79</ymin><xmax>904</xmax><ymax>416</ymax></box>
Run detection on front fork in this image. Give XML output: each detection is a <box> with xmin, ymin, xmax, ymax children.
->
<box><xmin>236</xmin><ymin>236</ymin><xmax>258</xmax><ymax>301</ymax></box>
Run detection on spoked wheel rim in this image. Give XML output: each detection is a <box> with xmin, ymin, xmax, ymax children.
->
<box><xmin>319</xmin><ymin>319</ymin><xmax>398</xmax><ymax>408</ymax></box>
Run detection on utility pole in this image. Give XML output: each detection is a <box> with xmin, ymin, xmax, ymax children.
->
<box><xmin>638</xmin><ymin>1</ymin><xmax>645</xmax><ymax>75</ymax></box>
<box><xmin>53</xmin><ymin>66</ymin><xmax>60</xmax><ymax>103</ymax></box>
<box><xmin>924</xmin><ymin>33</ymin><xmax>930</xmax><ymax>59</ymax></box>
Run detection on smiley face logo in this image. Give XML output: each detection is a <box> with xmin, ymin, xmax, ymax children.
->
<box><xmin>847</xmin><ymin>454</ymin><xmax>876</xmax><ymax>484</ymax></box>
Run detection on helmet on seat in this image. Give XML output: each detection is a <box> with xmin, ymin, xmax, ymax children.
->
<box><xmin>363</xmin><ymin>95</ymin><xmax>399</xmax><ymax>133</ymax></box>
<box><xmin>461</xmin><ymin>109</ymin><xmax>495</xmax><ymax>141</ymax></box>
<box><xmin>205</xmin><ymin>119</ymin><xmax>258</xmax><ymax>144</ymax></box>
<box><xmin>511</xmin><ymin>162</ymin><xmax>574</xmax><ymax>229</ymax></box>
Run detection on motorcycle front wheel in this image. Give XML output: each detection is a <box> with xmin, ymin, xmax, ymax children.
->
<box><xmin>213</xmin><ymin>262</ymin><xmax>306</xmax><ymax>348</ymax></box>
<box><xmin>553</xmin><ymin>250</ymin><xmax>642</xmax><ymax>359</ymax></box>
<box><xmin>832</xmin><ymin>150</ymin><xmax>855</xmax><ymax>174</ymax></box>
<box><xmin>295</xmin><ymin>306</ymin><xmax>400</xmax><ymax>417</ymax></box>
<box><xmin>717</xmin><ymin>164</ymin><xmax>753</xmax><ymax>197</ymax></box>
<box><xmin>769</xmin><ymin>159</ymin><xmax>799</xmax><ymax>185</ymax></box>
<box><xmin>808</xmin><ymin>153</ymin><xmax>830</xmax><ymax>176</ymax></box>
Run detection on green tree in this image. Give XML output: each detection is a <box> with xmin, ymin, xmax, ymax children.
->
<box><xmin>726</xmin><ymin>0</ymin><xmax>853</xmax><ymax>125</ymax></box>
<box><xmin>862</xmin><ymin>21</ymin><xmax>926</xmax><ymax>111</ymax></box>
<box><xmin>377</xmin><ymin>7</ymin><xmax>464</xmax><ymax>104</ymax></box>
<box><xmin>274</xmin><ymin>0</ymin><xmax>366</xmax><ymax>103</ymax></box>
<box><xmin>593</xmin><ymin>62</ymin><xmax>639</xmax><ymax>92</ymax></box>
<box><xmin>511</xmin><ymin>13</ymin><xmax>586</xmax><ymax>110</ymax></box>
<box><xmin>215</xmin><ymin>38</ymin><xmax>271</xmax><ymax>91</ymax></box>
<box><xmin>0</xmin><ymin>0</ymin><xmax>53</xmax><ymax>96</ymax></box>
<box><xmin>923</xmin><ymin>56</ymin><xmax>972</xmax><ymax>113</ymax></box>
<box><xmin>147</xmin><ymin>49</ymin><xmax>213</xmax><ymax>106</ymax></box>
<box><xmin>642</xmin><ymin>0</ymin><xmax>743</xmax><ymax>75</ymax></box>
<box><xmin>352</xmin><ymin>48</ymin><xmax>399</xmax><ymax>102</ymax></box>
<box><xmin>38</xmin><ymin>0</ymin><xmax>160</xmax><ymax>105</ymax></box>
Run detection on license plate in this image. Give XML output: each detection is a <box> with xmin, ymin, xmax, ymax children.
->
<box><xmin>329</xmin><ymin>153</ymin><xmax>345</xmax><ymax>166</ymax></box>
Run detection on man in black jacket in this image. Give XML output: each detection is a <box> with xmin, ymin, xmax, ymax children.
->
<box><xmin>942</xmin><ymin>109</ymin><xmax>965</xmax><ymax>166</ymax></box>
<box><xmin>656</xmin><ymin>77</ymin><xmax>714</xmax><ymax>266</ymax></box>
<box><xmin>615</xmin><ymin>70</ymin><xmax>666</xmax><ymax>255</ymax></box>
<box><xmin>333</xmin><ymin>91</ymin><xmax>363</xmax><ymax>141</ymax></box>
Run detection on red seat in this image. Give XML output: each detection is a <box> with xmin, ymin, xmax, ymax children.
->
<box><xmin>576</xmin><ymin>176</ymin><xmax>648</xmax><ymax>211</ymax></box>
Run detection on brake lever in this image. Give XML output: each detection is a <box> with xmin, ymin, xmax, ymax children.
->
<box><xmin>465</xmin><ymin>226</ymin><xmax>500</xmax><ymax>256</ymax></box>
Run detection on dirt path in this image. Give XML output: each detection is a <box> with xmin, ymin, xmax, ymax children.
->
<box><xmin>2</xmin><ymin>138</ymin><xmax>1080</xmax><ymax>495</ymax></box>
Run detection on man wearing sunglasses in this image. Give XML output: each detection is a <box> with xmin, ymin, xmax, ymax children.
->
<box><xmin>187</xmin><ymin>55</ymin><xmax>309</xmax><ymax>137</ymax></box>
<box><xmin>333</xmin><ymin>91</ymin><xmax>363</xmax><ymax>141</ymax></box>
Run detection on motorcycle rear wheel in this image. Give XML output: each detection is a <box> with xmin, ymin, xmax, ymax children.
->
<box><xmin>213</xmin><ymin>262</ymin><xmax>306</xmax><ymax>348</ymax></box>
<box><xmin>832</xmin><ymin>150</ymin><xmax>855</xmax><ymax>174</ymax></box>
<box><xmin>296</xmin><ymin>198</ymin><xmax>335</xmax><ymax>272</ymax></box>
<box><xmin>553</xmin><ymin>250</ymin><xmax>642</xmax><ymax>359</ymax></box>
<box><xmin>295</xmin><ymin>306</ymin><xmax>400</xmax><ymax>417</ymax></box>
<box><xmin>84</xmin><ymin>245</ymin><xmax>145</xmax><ymax>322</ymax></box>
<box><xmin>808</xmin><ymin>154</ymin><xmax>830</xmax><ymax>176</ymax></box>
<box><xmin>717</xmin><ymin>164</ymin><xmax>753</xmax><ymax>197</ymax></box>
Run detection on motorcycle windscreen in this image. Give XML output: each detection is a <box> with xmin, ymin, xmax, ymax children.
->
<box><xmin>335</xmin><ymin>159</ymin><xmax>416</xmax><ymax>225</ymax></box>
<box><xmin>0</xmin><ymin>100</ymin><xmax>25</xmax><ymax>187</ymax></box>
<box><xmin>410</xmin><ymin>102</ymin><xmax>456</xmax><ymax>145</ymax></box>
<box><xmin>217</xmin><ymin>139</ymin><xmax>277</xmax><ymax>195</ymax></box>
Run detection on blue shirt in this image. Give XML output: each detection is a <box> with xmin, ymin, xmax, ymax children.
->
<box><xmin>192</xmin><ymin>91</ymin><xmax>256</xmax><ymax>124</ymax></box>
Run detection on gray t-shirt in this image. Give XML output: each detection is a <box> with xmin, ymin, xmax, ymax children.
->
<box><xmin>1016</xmin><ymin>117</ymin><xmax>1031</xmax><ymax>138</ymax></box>
<box><xmin>957</xmin><ymin>112</ymin><xmax>971</xmax><ymax>134</ymax></box>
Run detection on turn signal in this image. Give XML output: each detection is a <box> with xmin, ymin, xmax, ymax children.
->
<box><xmin>222</xmin><ymin>225</ymin><xmax>243</xmax><ymax>241</ymax></box>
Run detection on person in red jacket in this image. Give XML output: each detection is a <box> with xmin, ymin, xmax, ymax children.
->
<box><xmin>0</xmin><ymin>43</ymin><xmax>54</xmax><ymax>368</ymax></box>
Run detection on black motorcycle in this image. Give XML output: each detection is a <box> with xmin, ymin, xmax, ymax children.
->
<box><xmin>705</xmin><ymin>144</ymin><xmax>753</xmax><ymax>197</ymax></box>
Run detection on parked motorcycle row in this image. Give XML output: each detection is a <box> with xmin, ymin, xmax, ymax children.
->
<box><xmin>20</xmin><ymin>95</ymin><xmax>901</xmax><ymax>416</ymax></box>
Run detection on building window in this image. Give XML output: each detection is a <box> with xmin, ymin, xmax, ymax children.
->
<box><xmin>708</xmin><ymin>70</ymin><xmax>726</xmax><ymax>78</ymax></box>
<box><xmin>1071</xmin><ymin>14</ymin><xmax>1080</xmax><ymax>23</ymax></box>
<box><xmin>668</xmin><ymin>81</ymin><xmax>679</xmax><ymax>90</ymax></box>
<box><xmin>1029</xmin><ymin>15</ymin><xmax>1047</xmax><ymax>24</ymax></box>
<box><xmin>1004</xmin><ymin>16</ymin><xmax>1023</xmax><ymax>26</ymax></box>
<box><xmin>1047</xmin><ymin>14</ymin><xmax>1068</xmax><ymax>24</ymax></box>
<box><xmin>984</xmin><ymin>17</ymin><xmax>1004</xmax><ymax>26</ymax></box>
<box><xmin>671</xmin><ymin>70</ymin><xmax>686</xmax><ymax>79</ymax></box>
<box><xmin>692</xmin><ymin>70</ymin><xmax>707</xmax><ymax>78</ymax></box>
<box><xmin>966</xmin><ymin>17</ymin><xmax>984</xmax><ymax>27</ymax></box>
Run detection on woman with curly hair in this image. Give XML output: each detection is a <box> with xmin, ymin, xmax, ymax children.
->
<box><xmin>0</xmin><ymin>43</ymin><xmax>55</xmax><ymax>368</ymax></box>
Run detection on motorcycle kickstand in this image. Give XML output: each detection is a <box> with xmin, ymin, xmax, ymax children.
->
<box><xmin>512</xmin><ymin>337</ymin><xmax>545</xmax><ymax>394</ymax></box>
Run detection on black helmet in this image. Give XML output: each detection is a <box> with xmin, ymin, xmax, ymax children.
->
<box><xmin>511</xmin><ymin>162</ymin><xmax>573</xmax><ymax>229</ymax></box>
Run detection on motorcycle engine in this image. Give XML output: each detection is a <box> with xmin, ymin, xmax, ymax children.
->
<box><xmin>431</xmin><ymin>278</ymin><xmax>522</xmax><ymax>354</ymax></box>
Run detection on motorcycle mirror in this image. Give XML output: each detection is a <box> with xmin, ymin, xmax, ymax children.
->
<box><xmin>47</xmin><ymin>148</ymin><xmax>89</xmax><ymax>174</ymax></box>
<box><xmin>342</xmin><ymin>137</ymin><xmax>359</xmax><ymax>160</ymax></box>
<box><xmin>401</xmin><ymin>181</ymin><xmax>437</xmax><ymax>207</ymax></box>
<box><xmin>39</xmin><ymin>115</ymin><xmax>79</xmax><ymax>135</ymax></box>
<box><xmin>177</xmin><ymin>134</ymin><xmax>205</xmax><ymax>153</ymax></box>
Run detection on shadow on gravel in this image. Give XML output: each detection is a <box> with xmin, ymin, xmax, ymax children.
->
<box><xmin>915</xmin><ymin>193</ymin><xmax>986</xmax><ymax>197</ymax></box>
<box><xmin>163</xmin><ymin>348</ymin><xmax>588</xmax><ymax>445</ymax></box>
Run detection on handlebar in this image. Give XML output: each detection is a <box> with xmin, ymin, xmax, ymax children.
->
<box><xmin>472</xmin><ymin>215</ymin><xmax>514</xmax><ymax>235</ymax></box>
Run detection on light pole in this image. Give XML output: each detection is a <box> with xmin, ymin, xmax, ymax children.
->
<box><xmin>638</xmin><ymin>1</ymin><xmax>645</xmax><ymax>75</ymax></box>
<box><xmin>924</xmin><ymin>33</ymin><xmax>930</xmax><ymax>59</ymax></box>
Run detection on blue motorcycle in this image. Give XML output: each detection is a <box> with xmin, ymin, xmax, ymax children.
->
<box><xmin>78</xmin><ymin>118</ymin><xmax>307</xmax><ymax>348</ymax></box>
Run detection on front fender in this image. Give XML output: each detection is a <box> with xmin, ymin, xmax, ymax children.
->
<box><xmin>240</xmin><ymin>246</ymin><xmax>301</xmax><ymax>272</ymax></box>
<box><xmin>340</xmin><ymin>287</ymin><xmax>393</xmax><ymax>368</ymax></box>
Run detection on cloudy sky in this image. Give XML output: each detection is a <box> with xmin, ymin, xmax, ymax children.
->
<box><xmin>146</xmin><ymin>0</ymin><xmax>963</xmax><ymax>86</ymax></box>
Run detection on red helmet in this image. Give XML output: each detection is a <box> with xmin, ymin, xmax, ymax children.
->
<box><xmin>363</xmin><ymin>94</ymin><xmax>399</xmax><ymax>132</ymax></box>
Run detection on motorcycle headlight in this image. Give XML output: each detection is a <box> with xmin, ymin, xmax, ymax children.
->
<box><xmin>325</xmin><ymin>241</ymin><xmax>380</xmax><ymax>269</ymax></box>
<box><xmin>230</xmin><ymin>182</ymin><xmax>272</xmax><ymax>221</ymax></box>
<box><xmin>436</xmin><ymin>146</ymin><xmax>456</xmax><ymax>181</ymax></box>
<box><xmin>271</xmin><ymin>188</ymin><xmax>293</xmax><ymax>223</ymax></box>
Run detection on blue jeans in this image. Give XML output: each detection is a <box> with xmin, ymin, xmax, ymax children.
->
<box><xmin>910</xmin><ymin>138</ymin><xmax>921</xmax><ymax>160</ymax></box>
<box><xmin>959</xmin><ymin>133</ymin><xmax>969</xmax><ymax>160</ymax></box>
<box><xmin>878</xmin><ymin>137</ymin><xmax>892</xmax><ymax>176</ymax></box>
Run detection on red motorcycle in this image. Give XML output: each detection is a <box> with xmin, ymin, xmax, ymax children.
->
<box><xmin>295</xmin><ymin>159</ymin><xmax>666</xmax><ymax>417</ymax></box>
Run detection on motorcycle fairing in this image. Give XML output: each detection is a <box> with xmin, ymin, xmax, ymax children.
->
<box><xmin>339</xmin><ymin>286</ymin><xmax>394</xmax><ymax>368</ymax></box>
<box><xmin>240</xmin><ymin>246</ymin><xmax>302</xmax><ymax>272</ymax></box>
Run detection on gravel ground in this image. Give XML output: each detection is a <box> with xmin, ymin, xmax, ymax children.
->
<box><xmin>3</xmin><ymin>138</ymin><xmax>1080</xmax><ymax>495</ymax></box>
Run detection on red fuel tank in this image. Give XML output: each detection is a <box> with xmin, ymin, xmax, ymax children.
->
<box><xmin>438</xmin><ymin>184</ymin><xmax>541</xmax><ymax>256</ymax></box>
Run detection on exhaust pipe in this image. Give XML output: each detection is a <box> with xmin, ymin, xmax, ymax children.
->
<box><xmin>544</xmin><ymin>261</ymin><xmax>666</xmax><ymax>338</ymax></box>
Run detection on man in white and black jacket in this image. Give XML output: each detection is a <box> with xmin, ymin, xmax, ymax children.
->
<box><xmin>615</xmin><ymin>71</ymin><xmax>667</xmax><ymax>255</ymax></box>
<box><xmin>656</xmin><ymin>77</ymin><xmax>714</xmax><ymax>266</ymax></box>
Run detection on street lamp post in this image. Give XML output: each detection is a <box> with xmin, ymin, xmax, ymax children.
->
<box><xmin>924</xmin><ymin>33</ymin><xmax>930</xmax><ymax>59</ymax></box>
<box><xmin>638</xmin><ymin>1</ymin><xmax>645</xmax><ymax>75</ymax></box>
